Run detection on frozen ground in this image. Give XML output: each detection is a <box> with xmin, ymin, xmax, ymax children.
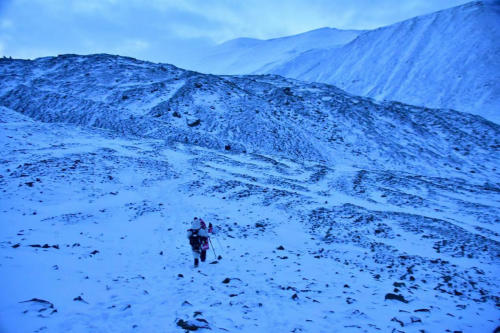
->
<box><xmin>1</xmin><ymin>108</ymin><xmax>499</xmax><ymax>332</ymax></box>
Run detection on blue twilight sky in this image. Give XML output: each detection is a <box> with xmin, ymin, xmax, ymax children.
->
<box><xmin>0</xmin><ymin>0</ymin><xmax>470</xmax><ymax>67</ymax></box>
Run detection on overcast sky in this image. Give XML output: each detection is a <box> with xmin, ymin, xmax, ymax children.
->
<box><xmin>0</xmin><ymin>0</ymin><xmax>471</xmax><ymax>67</ymax></box>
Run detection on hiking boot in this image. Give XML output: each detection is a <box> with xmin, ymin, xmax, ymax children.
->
<box><xmin>194</xmin><ymin>259</ymin><xmax>199</xmax><ymax>268</ymax></box>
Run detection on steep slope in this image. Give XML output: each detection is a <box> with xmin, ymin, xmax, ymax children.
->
<box><xmin>1</xmin><ymin>54</ymin><xmax>499</xmax><ymax>182</ymax></box>
<box><xmin>186</xmin><ymin>28</ymin><xmax>363</xmax><ymax>75</ymax></box>
<box><xmin>185</xmin><ymin>1</ymin><xmax>500</xmax><ymax>123</ymax></box>
<box><xmin>1</xmin><ymin>107</ymin><xmax>499</xmax><ymax>332</ymax></box>
<box><xmin>269</xmin><ymin>1</ymin><xmax>500</xmax><ymax>122</ymax></box>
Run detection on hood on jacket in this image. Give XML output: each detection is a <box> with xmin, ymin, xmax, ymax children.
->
<box><xmin>191</xmin><ymin>219</ymin><xmax>201</xmax><ymax>229</ymax></box>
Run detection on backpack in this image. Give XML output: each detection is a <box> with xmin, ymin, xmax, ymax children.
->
<box><xmin>189</xmin><ymin>229</ymin><xmax>204</xmax><ymax>250</ymax></box>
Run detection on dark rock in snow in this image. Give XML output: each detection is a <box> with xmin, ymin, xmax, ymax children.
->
<box><xmin>391</xmin><ymin>317</ymin><xmax>404</xmax><ymax>327</ymax></box>
<box><xmin>385</xmin><ymin>293</ymin><xmax>408</xmax><ymax>303</ymax></box>
<box><xmin>73</xmin><ymin>296</ymin><xmax>88</xmax><ymax>304</ymax></box>
<box><xmin>188</xmin><ymin>119</ymin><xmax>201</xmax><ymax>127</ymax></box>
<box><xmin>177</xmin><ymin>319</ymin><xmax>201</xmax><ymax>331</ymax></box>
<box><xmin>277</xmin><ymin>246</ymin><xmax>285</xmax><ymax>250</ymax></box>
<box><xmin>20</xmin><ymin>298</ymin><xmax>52</xmax><ymax>306</ymax></box>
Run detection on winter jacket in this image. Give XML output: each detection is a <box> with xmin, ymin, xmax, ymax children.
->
<box><xmin>187</xmin><ymin>219</ymin><xmax>209</xmax><ymax>250</ymax></box>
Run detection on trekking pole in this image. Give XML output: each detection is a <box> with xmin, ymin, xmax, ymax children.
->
<box><xmin>214</xmin><ymin>233</ymin><xmax>223</xmax><ymax>251</ymax></box>
<box><xmin>208</xmin><ymin>237</ymin><xmax>217</xmax><ymax>259</ymax></box>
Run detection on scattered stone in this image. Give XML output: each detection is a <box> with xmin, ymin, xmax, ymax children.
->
<box><xmin>385</xmin><ymin>293</ymin><xmax>408</xmax><ymax>303</ymax></box>
<box><xmin>410</xmin><ymin>316</ymin><xmax>422</xmax><ymax>323</ymax></box>
<box><xmin>12</xmin><ymin>243</ymin><xmax>20</xmax><ymax>249</ymax></box>
<box><xmin>394</xmin><ymin>282</ymin><xmax>406</xmax><ymax>288</ymax></box>
<box><xmin>292</xmin><ymin>293</ymin><xmax>299</xmax><ymax>301</ymax></box>
<box><xmin>277</xmin><ymin>246</ymin><xmax>285</xmax><ymax>250</ymax></box>
<box><xmin>222</xmin><ymin>278</ymin><xmax>231</xmax><ymax>284</ymax></box>
<box><xmin>178</xmin><ymin>274</ymin><xmax>184</xmax><ymax>278</ymax></box>
<box><xmin>182</xmin><ymin>301</ymin><xmax>193</xmax><ymax>307</ymax></box>
<box><xmin>176</xmin><ymin>319</ymin><xmax>200</xmax><ymax>331</ymax></box>
<box><xmin>90</xmin><ymin>250</ymin><xmax>99</xmax><ymax>255</ymax></box>
<box><xmin>19</xmin><ymin>298</ymin><xmax>52</xmax><ymax>306</ymax></box>
<box><xmin>414</xmin><ymin>309</ymin><xmax>431</xmax><ymax>313</ymax></box>
<box><xmin>391</xmin><ymin>317</ymin><xmax>404</xmax><ymax>327</ymax></box>
<box><xmin>73</xmin><ymin>296</ymin><xmax>88</xmax><ymax>304</ymax></box>
<box><xmin>188</xmin><ymin>119</ymin><xmax>201</xmax><ymax>127</ymax></box>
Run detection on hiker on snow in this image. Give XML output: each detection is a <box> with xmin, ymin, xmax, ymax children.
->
<box><xmin>199</xmin><ymin>219</ymin><xmax>214</xmax><ymax>263</ymax></box>
<box><xmin>187</xmin><ymin>217</ymin><xmax>209</xmax><ymax>268</ymax></box>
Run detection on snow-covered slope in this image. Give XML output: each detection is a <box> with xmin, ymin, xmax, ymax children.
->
<box><xmin>0</xmin><ymin>54</ymin><xmax>498</xmax><ymax>180</ymax></box>
<box><xmin>187</xmin><ymin>1</ymin><xmax>500</xmax><ymax>123</ymax></box>
<box><xmin>186</xmin><ymin>28</ymin><xmax>363</xmax><ymax>75</ymax></box>
<box><xmin>270</xmin><ymin>1</ymin><xmax>500</xmax><ymax>122</ymax></box>
<box><xmin>0</xmin><ymin>54</ymin><xmax>500</xmax><ymax>332</ymax></box>
<box><xmin>1</xmin><ymin>106</ymin><xmax>499</xmax><ymax>332</ymax></box>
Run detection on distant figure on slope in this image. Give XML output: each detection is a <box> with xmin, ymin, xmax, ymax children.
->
<box><xmin>187</xmin><ymin>217</ymin><xmax>208</xmax><ymax>268</ymax></box>
<box><xmin>199</xmin><ymin>219</ymin><xmax>214</xmax><ymax>263</ymax></box>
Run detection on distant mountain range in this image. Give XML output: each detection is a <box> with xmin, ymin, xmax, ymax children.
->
<box><xmin>183</xmin><ymin>1</ymin><xmax>500</xmax><ymax>123</ymax></box>
<box><xmin>187</xmin><ymin>28</ymin><xmax>364</xmax><ymax>76</ymax></box>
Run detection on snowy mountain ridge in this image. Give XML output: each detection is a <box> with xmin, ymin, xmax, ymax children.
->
<box><xmin>0</xmin><ymin>54</ymin><xmax>499</xmax><ymax>332</ymax></box>
<box><xmin>186</xmin><ymin>27</ymin><xmax>364</xmax><ymax>76</ymax></box>
<box><xmin>186</xmin><ymin>1</ymin><xmax>500</xmax><ymax>123</ymax></box>
<box><xmin>0</xmin><ymin>54</ymin><xmax>498</xmax><ymax>179</ymax></box>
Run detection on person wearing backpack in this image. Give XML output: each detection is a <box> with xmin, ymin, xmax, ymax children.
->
<box><xmin>199</xmin><ymin>219</ymin><xmax>213</xmax><ymax>263</ymax></box>
<box><xmin>187</xmin><ymin>217</ymin><xmax>208</xmax><ymax>268</ymax></box>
